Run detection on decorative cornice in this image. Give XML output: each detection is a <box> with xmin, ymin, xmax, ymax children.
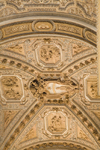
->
<box><xmin>0</xmin><ymin>0</ymin><xmax>97</xmax><ymax>26</ymax></box>
<box><xmin>0</xmin><ymin>20</ymin><xmax>97</xmax><ymax>47</ymax></box>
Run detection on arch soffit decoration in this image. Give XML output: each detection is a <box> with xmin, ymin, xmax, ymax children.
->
<box><xmin>0</xmin><ymin>0</ymin><xmax>100</xmax><ymax>150</ymax></box>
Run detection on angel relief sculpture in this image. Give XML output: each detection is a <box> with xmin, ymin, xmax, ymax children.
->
<box><xmin>48</xmin><ymin>114</ymin><xmax>66</xmax><ymax>133</ymax></box>
<box><xmin>86</xmin><ymin>75</ymin><xmax>100</xmax><ymax>100</ymax></box>
<box><xmin>30</xmin><ymin>75</ymin><xmax>78</xmax><ymax>100</ymax></box>
<box><xmin>39</xmin><ymin>44</ymin><xmax>61</xmax><ymax>64</ymax></box>
<box><xmin>1</xmin><ymin>76</ymin><xmax>23</xmax><ymax>100</ymax></box>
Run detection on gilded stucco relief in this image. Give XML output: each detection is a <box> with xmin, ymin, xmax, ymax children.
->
<box><xmin>44</xmin><ymin>111</ymin><xmax>68</xmax><ymax>135</ymax></box>
<box><xmin>10</xmin><ymin>106</ymin><xmax>98</xmax><ymax>150</ymax></box>
<box><xmin>33</xmin><ymin>21</ymin><xmax>55</xmax><ymax>32</ymax></box>
<box><xmin>32</xmin><ymin>39</ymin><xmax>62</xmax><ymax>68</ymax></box>
<box><xmin>30</xmin><ymin>74</ymin><xmax>78</xmax><ymax>101</ymax></box>
<box><xmin>80</xmin><ymin>75</ymin><xmax>100</xmax><ymax>102</ymax></box>
<box><xmin>3</xmin><ymin>110</ymin><xmax>19</xmax><ymax>130</ymax></box>
<box><xmin>0</xmin><ymin>35</ymin><xmax>99</xmax><ymax>149</ymax></box>
<box><xmin>20</xmin><ymin>125</ymin><xmax>37</xmax><ymax>143</ymax></box>
<box><xmin>85</xmin><ymin>75</ymin><xmax>99</xmax><ymax>100</ymax></box>
<box><xmin>0</xmin><ymin>0</ymin><xmax>96</xmax><ymax>24</ymax></box>
<box><xmin>7</xmin><ymin>44</ymin><xmax>25</xmax><ymax>56</ymax></box>
<box><xmin>0</xmin><ymin>36</ymin><xmax>96</xmax><ymax>72</ymax></box>
<box><xmin>77</xmin><ymin>125</ymin><xmax>92</xmax><ymax>142</ymax></box>
<box><xmin>0</xmin><ymin>75</ymin><xmax>24</xmax><ymax>103</ymax></box>
<box><xmin>92</xmin><ymin>111</ymin><xmax>100</xmax><ymax>120</ymax></box>
<box><xmin>39</xmin><ymin>45</ymin><xmax>60</xmax><ymax>64</ymax></box>
<box><xmin>0</xmin><ymin>0</ymin><xmax>100</xmax><ymax>150</ymax></box>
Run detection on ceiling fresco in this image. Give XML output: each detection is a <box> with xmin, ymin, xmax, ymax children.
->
<box><xmin>0</xmin><ymin>0</ymin><xmax>100</xmax><ymax>150</ymax></box>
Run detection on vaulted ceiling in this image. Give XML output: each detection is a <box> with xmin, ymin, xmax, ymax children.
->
<box><xmin>0</xmin><ymin>0</ymin><xmax>100</xmax><ymax>150</ymax></box>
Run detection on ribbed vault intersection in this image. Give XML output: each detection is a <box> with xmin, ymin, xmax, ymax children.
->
<box><xmin>0</xmin><ymin>1</ymin><xmax>100</xmax><ymax>150</ymax></box>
